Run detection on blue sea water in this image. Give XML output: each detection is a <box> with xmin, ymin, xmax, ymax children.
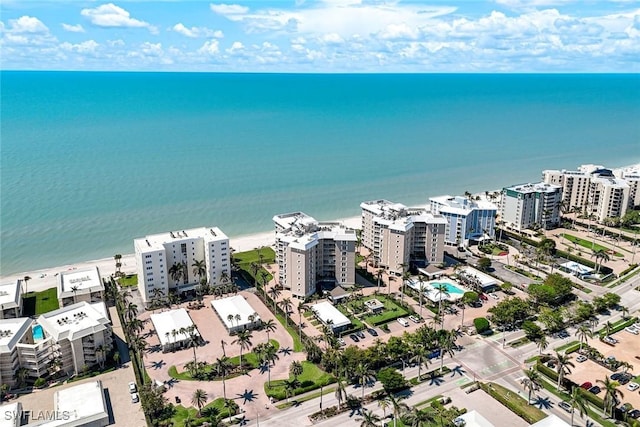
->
<box><xmin>1</xmin><ymin>72</ymin><xmax>639</xmax><ymax>275</ymax></box>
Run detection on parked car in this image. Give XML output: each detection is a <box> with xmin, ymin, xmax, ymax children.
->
<box><xmin>489</xmin><ymin>293</ymin><xmax>499</xmax><ymax>300</ymax></box>
<box><xmin>558</xmin><ymin>401</ymin><xmax>572</xmax><ymax>413</ymax></box>
<box><xmin>356</xmin><ymin>330</ymin><xmax>366</xmax><ymax>339</ymax></box>
<box><xmin>469</xmin><ymin>301</ymin><xmax>483</xmax><ymax>308</ymax></box>
<box><xmin>576</xmin><ymin>355</ymin><xmax>587</xmax><ymax>363</ymax></box>
<box><xmin>479</xmin><ymin>294</ymin><xmax>488</xmax><ymax>301</ymax></box>
<box><xmin>580</xmin><ymin>382</ymin><xmax>593</xmax><ymax>390</ymax></box>
<box><xmin>619</xmin><ymin>376</ymin><xmax>631</xmax><ymax>385</ymax></box>
<box><xmin>337</xmin><ymin>337</ymin><xmax>346</xmax><ymax>346</ymax></box>
<box><xmin>627</xmin><ymin>382</ymin><xmax>639</xmax><ymax>392</ymax></box>
<box><xmin>557</xmin><ymin>330</ymin><xmax>570</xmax><ymax>339</ymax></box>
<box><xmin>131</xmin><ymin>393</ymin><xmax>140</xmax><ymax>403</ymax></box>
<box><xmin>349</xmin><ymin>334</ymin><xmax>360</xmax><ymax>342</ymax></box>
<box><xmin>629</xmin><ymin>409</ymin><xmax>640</xmax><ymax>419</ymax></box>
<box><xmin>611</xmin><ymin>372</ymin><xmax>623</xmax><ymax>380</ymax></box>
<box><xmin>408</xmin><ymin>315</ymin><xmax>421</xmax><ymax>323</ymax></box>
<box><xmin>367</xmin><ymin>328</ymin><xmax>378</xmax><ymax>337</ymax></box>
<box><xmin>128</xmin><ymin>382</ymin><xmax>137</xmax><ymax>393</ymax></box>
<box><xmin>603</xmin><ymin>336</ymin><xmax>618</xmax><ymax>345</ymax></box>
<box><xmin>619</xmin><ymin>403</ymin><xmax>634</xmax><ymax>414</ymax></box>
<box><xmin>588</xmin><ymin>386</ymin><xmax>601</xmax><ymax>394</ymax></box>
<box><xmin>625</xmin><ymin>326</ymin><xmax>639</xmax><ymax>335</ymax></box>
<box><xmin>397</xmin><ymin>318</ymin><xmax>409</xmax><ymax>327</ymax></box>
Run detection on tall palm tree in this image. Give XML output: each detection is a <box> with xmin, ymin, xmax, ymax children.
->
<box><xmin>355</xmin><ymin>362</ymin><xmax>375</xmax><ymax>400</ymax></box>
<box><xmin>358</xmin><ymin>408</ymin><xmax>381</xmax><ymax>427</ymax></box>
<box><xmin>591</xmin><ymin>248</ymin><xmax>610</xmax><ymax>274</ymax></box>
<box><xmin>386</xmin><ymin>393</ymin><xmax>409</xmax><ymax>427</ymax></box>
<box><xmin>256</xmin><ymin>342</ymin><xmax>279</xmax><ymax>387</ymax></box>
<box><xmin>192</xmin><ymin>259</ymin><xmax>206</xmax><ymax>289</ymax></box>
<box><xmin>598</xmin><ymin>377</ymin><xmax>623</xmax><ymax>417</ymax></box>
<box><xmin>376</xmin><ymin>268</ymin><xmax>385</xmax><ymax>293</ymax></box>
<box><xmin>439</xmin><ymin>330</ymin><xmax>457</xmax><ymax>372</ymax></box>
<box><xmin>552</xmin><ymin>351</ymin><xmax>575</xmax><ymax>391</ymax></box>
<box><xmin>416</xmin><ymin>275</ymin><xmax>427</xmax><ymax>317</ymax></box>
<box><xmin>114</xmin><ymin>254</ymin><xmax>122</xmax><ymax>276</ymax></box>
<box><xmin>214</xmin><ymin>357</ymin><xmax>233</xmax><ymax>401</ymax></box>
<box><xmin>126</xmin><ymin>303</ymin><xmax>138</xmax><ymax>322</ymax></box>
<box><xmin>22</xmin><ymin>276</ymin><xmax>31</xmax><ymax>294</ymax></box>
<box><xmin>575</xmin><ymin>323</ymin><xmax>593</xmax><ymax>351</ymax></box>
<box><xmin>405</xmin><ymin>407</ymin><xmax>437</xmax><ymax>427</ymax></box>
<box><xmin>410</xmin><ymin>345</ymin><xmax>430</xmax><ymax>381</ymax></box>
<box><xmin>232</xmin><ymin>330</ymin><xmax>253</xmax><ymax>367</ymax></box>
<box><xmin>398</xmin><ymin>263</ymin><xmax>410</xmax><ymax>304</ymax></box>
<box><xmin>520</xmin><ymin>368</ymin><xmax>542</xmax><ymax>404</ymax></box>
<box><xmin>569</xmin><ymin>387</ymin><xmax>590</xmax><ymax>426</ymax></box>
<box><xmin>536</xmin><ymin>336</ymin><xmax>549</xmax><ymax>355</ymax></box>
<box><xmin>434</xmin><ymin>284</ymin><xmax>450</xmax><ymax>331</ymax></box>
<box><xmin>227</xmin><ymin>314</ymin><xmax>235</xmax><ymax>328</ymax></box>
<box><xmin>289</xmin><ymin>361</ymin><xmax>303</xmax><ymax>381</ymax></box>
<box><xmin>268</xmin><ymin>286</ymin><xmax>281</xmax><ymax>311</ymax></box>
<box><xmin>296</xmin><ymin>301</ymin><xmax>308</xmax><ymax>341</ymax></box>
<box><xmin>279</xmin><ymin>298</ymin><xmax>293</xmax><ymax>326</ymax></box>
<box><xmin>262</xmin><ymin>319</ymin><xmax>277</xmax><ymax>343</ymax></box>
<box><xmin>191</xmin><ymin>389</ymin><xmax>207</xmax><ymax>417</ymax></box>
<box><xmin>169</xmin><ymin>263</ymin><xmax>185</xmax><ymax>285</ymax></box>
<box><xmin>378</xmin><ymin>395</ymin><xmax>391</xmax><ymax>419</ymax></box>
<box><xmin>335</xmin><ymin>376</ymin><xmax>347</xmax><ymax>411</ymax></box>
<box><xmin>71</xmin><ymin>285</ymin><xmax>79</xmax><ymax>304</ymax></box>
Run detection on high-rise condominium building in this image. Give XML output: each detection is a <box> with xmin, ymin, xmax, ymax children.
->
<box><xmin>360</xmin><ymin>200</ymin><xmax>446</xmax><ymax>275</ymax></box>
<box><xmin>134</xmin><ymin>227</ymin><xmax>230</xmax><ymax>307</ymax></box>
<box><xmin>429</xmin><ymin>196</ymin><xmax>497</xmax><ymax>247</ymax></box>
<box><xmin>273</xmin><ymin>212</ymin><xmax>356</xmax><ymax>299</ymax></box>
<box><xmin>501</xmin><ymin>182</ymin><xmax>562</xmax><ymax>231</ymax></box>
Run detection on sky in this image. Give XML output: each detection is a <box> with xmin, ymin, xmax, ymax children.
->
<box><xmin>1</xmin><ymin>0</ymin><xmax>639</xmax><ymax>72</ymax></box>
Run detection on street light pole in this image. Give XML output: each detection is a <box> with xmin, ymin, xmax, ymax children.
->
<box><xmin>319</xmin><ymin>383</ymin><xmax>323</xmax><ymax>411</ymax></box>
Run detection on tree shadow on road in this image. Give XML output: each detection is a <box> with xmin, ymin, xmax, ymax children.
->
<box><xmin>450</xmin><ymin>365</ymin><xmax>466</xmax><ymax>377</ymax></box>
<box><xmin>236</xmin><ymin>389</ymin><xmax>258</xmax><ymax>404</ymax></box>
<box><xmin>533</xmin><ymin>396</ymin><xmax>553</xmax><ymax>409</ymax></box>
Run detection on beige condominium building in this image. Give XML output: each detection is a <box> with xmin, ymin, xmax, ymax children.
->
<box><xmin>134</xmin><ymin>226</ymin><xmax>230</xmax><ymax>307</ymax></box>
<box><xmin>501</xmin><ymin>182</ymin><xmax>562</xmax><ymax>231</ymax></box>
<box><xmin>614</xmin><ymin>165</ymin><xmax>640</xmax><ymax>210</ymax></box>
<box><xmin>0</xmin><ymin>281</ymin><xmax>22</xmax><ymax>320</ymax></box>
<box><xmin>360</xmin><ymin>200</ymin><xmax>446</xmax><ymax>275</ymax></box>
<box><xmin>543</xmin><ymin>164</ymin><xmax>631</xmax><ymax>222</ymax></box>
<box><xmin>57</xmin><ymin>266</ymin><xmax>105</xmax><ymax>308</ymax></box>
<box><xmin>274</xmin><ymin>212</ymin><xmax>357</xmax><ymax>299</ymax></box>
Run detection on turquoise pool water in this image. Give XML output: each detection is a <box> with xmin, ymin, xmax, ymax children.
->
<box><xmin>430</xmin><ymin>282</ymin><xmax>464</xmax><ymax>295</ymax></box>
<box><xmin>32</xmin><ymin>325</ymin><xmax>44</xmax><ymax>341</ymax></box>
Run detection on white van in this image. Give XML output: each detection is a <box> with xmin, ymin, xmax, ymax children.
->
<box><xmin>397</xmin><ymin>318</ymin><xmax>409</xmax><ymax>327</ymax></box>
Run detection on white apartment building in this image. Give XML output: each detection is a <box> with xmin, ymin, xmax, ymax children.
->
<box><xmin>614</xmin><ymin>165</ymin><xmax>640</xmax><ymax>210</ymax></box>
<box><xmin>37</xmin><ymin>302</ymin><xmax>113</xmax><ymax>376</ymax></box>
<box><xmin>429</xmin><ymin>196</ymin><xmax>497</xmax><ymax>247</ymax></box>
<box><xmin>274</xmin><ymin>212</ymin><xmax>356</xmax><ymax>299</ymax></box>
<box><xmin>501</xmin><ymin>182</ymin><xmax>562</xmax><ymax>231</ymax></box>
<box><xmin>134</xmin><ymin>227</ymin><xmax>230</xmax><ymax>306</ymax></box>
<box><xmin>589</xmin><ymin>173</ymin><xmax>630</xmax><ymax>222</ymax></box>
<box><xmin>57</xmin><ymin>266</ymin><xmax>104</xmax><ymax>308</ymax></box>
<box><xmin>360</xmin><ymin>200</ymin><xmax>446</xmax><ymax>274</ymax></box>
<box><xmin>0</xmin><ymin>281</ymin><xmax>21</xmax><ymax>320</ymax></box>
<box><xmin>543</xmin><ymin>167</ymin><xmax>593</xmax><ymax>211</ymax></box>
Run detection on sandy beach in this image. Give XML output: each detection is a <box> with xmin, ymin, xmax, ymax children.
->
<box><xmin>0</xmin><ymin>215</ymin><xmax>364</xmax><ymax>294</ymax></box>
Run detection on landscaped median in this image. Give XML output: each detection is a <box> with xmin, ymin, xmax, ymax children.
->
<box><xmin>479</xmin><ymin>382</ymin><xmax>547</xmax><ymax>424</ymax></box>
<box><xmin>170</xmin><ymin>397</ymin><xmax>238</xmax><ymax>427</ymax></box>
<box><xmin>264</xmin><ymin>361</ymin><xmax>335</xmax><ymax>401</ymax></box>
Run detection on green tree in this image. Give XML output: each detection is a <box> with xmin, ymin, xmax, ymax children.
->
<box><xmin>335</xmin><ymin>376</ymin><xmax>347</xmax><ymax>411</ymax></box>
<box><xmin>575</xmin><ymin>323</ymin><xmax>593</xmax><ymax>351</ymax></box>
<box><xmin>289</xmin><ymin>361</ymin><xmax>303</xmax><ymax>381</ymax></box>
<box><xmin>474</xmin><ymin>317</ymin><xmax>490</xmax><ymax>334</ymax></box>
<box><xmin>552</xmin><ymin>351</ymin><xmax>575</xmax><ymax>391</ymax></box>
<box><xmin>535</xmin><ymin>335</ymin><xmax>548</xmax><ymax>355</ymax></box>
<box><xmin>22</xmin><ymin>276</ymin><xmax>31</xmax><ymax>294</ymax></box>
<box><xmin>355</xmin><ymin>362</ymin><xmax>375</xmax><ymax>400</ymax></box>
<box><xmin>410</xmin><ymin>345</ymin><xmax>430</xmax><ymax>381</ymax></box>
<box><xmin>386</xmin><ymin>393</ymin><xmax>409</xmax><ymax>427</ymax></box>
<box><xmin>191</xmin><ymin>259</ymin><xmax>206</xmax><ymax>285</ymax></box>
<box><xmin>520</xmin><ymin>368</ymin><xmax>541</xmax><ymax>404</ymax></box>
<box><xmin>377</xmin><ymin>367</ymin><xmax>406</xmax><ymax>393</ymax></box>
<box><xmin>598</xmin><ymin>376</ymin><xmax>623</xmax><ymax>417</ymax></box>
<box><xmin>477</xmin><ymin>257</ymin><xmax>492</xmax><ymax>272</ymax></box>
<box><xmin>521</xmin><ymin>320</ymin><xmax>543</xmax><ymax>341</ymax></box>
<box><xmin>191</xmin><ymin>389</ymin><xmax>207</xmax><ymax>417</ymax></box>
<box><xmin>569</xmin><ymin>388</ymin><xmax>590</xmax><ymax>426</ymax></box>
<box><xmin>232</xmin><ymin>330</ymin><xmax>253</xmax><ymax>367</ymax></box>
<box><xmin>358</xmin><ymin>408</ymin><xmax>382</xmax><ymax>427</ymax></box>
<box><xmin>214</xmin><ymin>356</ymin><xmax>233</xmax><ymax>401</ymax></box>
<box><xmin>268</xmin><ymin>286</ymin><xmax>281</xmax><ymax>311</ymax></box>
<box><xmin>279</xmin><ymin>297</ymin><xmax>293</xmax><ymax>326</ymax></box>
<box><xmin>262</xmin><ymin>319</ymin><xmax>277</xmax><ymax>343</ymax></box>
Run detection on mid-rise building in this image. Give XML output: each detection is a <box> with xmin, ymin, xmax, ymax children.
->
<box><xmin>429</xmin><ymin>196</ymin><xmax>497</xmax><ymax>247</ymax></box>
<box><xmin>360</xmin><ymin>200</ymin><xmax>446</xmax><ymax>275</ymax></box>
<box><xmin>588</xmin><ymin>172</ymin><xmax>630</xmax><ymax>223</ymax></box>
<box><xmin>501</xmin><ymin>182</ymin><xmax>562</xmax><ymax>231</ymax></box>
<box><xmin>274</xmin><ymin>212</ymin><xmax>356</xmax><ymax>299</ymax></box>
<box><xmin>0</xmin><ymin>281</ymin><xmax>22</xmax><ymax>319</ymax></box>
<box><xmin>542</xmin><ymin>167</ymin><xmax>594</xmax><ymax>211</ymax></box>
<box><xmin>614</xmin><ymin>165</ymin><xmax>640</xmax><ymax>210</ymax></box>
<box><xmin>58</xmin><ymin>266</ymin><xmax>104</xmax><ymax>308</ymax></box>
<box><xmin>37</xmin><ymin>302</ymin><xmax>113</xmax><ymax>376</ymax></box>
<box><xmin>134</xmin><ymin>227</ymin><xmax>230</xmax><ymax>307</ymax></box>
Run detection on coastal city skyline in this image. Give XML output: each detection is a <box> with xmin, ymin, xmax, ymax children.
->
<box><xmin>1</xmin><ymin>0</ymin><xmax>639</xmax><ymax>72</ymax></box>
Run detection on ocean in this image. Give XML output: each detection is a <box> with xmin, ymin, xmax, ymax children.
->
<box><xmin>1</xmin><ymin>72</ymin><xmax>639</xmax><ymax>275</ymax></box>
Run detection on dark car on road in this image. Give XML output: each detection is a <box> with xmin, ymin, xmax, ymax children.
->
<box><xmin>588</xmin><ymin>386</ymin><xmax>601</xmax><ymax>394</ymax></box>
<box><xmin>367</xmin><ymin>328</ymin><xmax>378</xmax><ymax>337</ymax></box>
<box><xmin>349</xmin><ymin>334</ymin><xmax>360</xmax><ymax>342</ymax></box>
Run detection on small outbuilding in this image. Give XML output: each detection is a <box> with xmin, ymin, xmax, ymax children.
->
<box><xmin>311</xmin><ymin>301</ymin><xmax>351</xmax><ymax>333</ymax></box>
<box><xmin>210</xmin><ymin>295</ymin><xmax>261</xmax><ymax>334</ymax></box>
<box><xmin>150</xmin><ymin>308</ymin><xmax>200</xmax><ymax>352</ymax></box>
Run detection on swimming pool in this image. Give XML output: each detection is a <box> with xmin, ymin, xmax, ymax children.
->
<box><xmin>32</xmin><ymin>325</ymin><xmax>44</xmax><ymax>341</ymax></box>
<box><xmin>429</xmin><ymin>282</ymin><xmax>464</xmax><ymax>295</ymax></box>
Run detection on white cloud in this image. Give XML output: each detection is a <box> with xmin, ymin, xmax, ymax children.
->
<box><xmin>81</xmin><ymin>3</ymin><xmax>155</xmax><ymax>32</ymax></box>
<box><xmin>172</xmin><ymin>23</ymin><xmax>223</xmax><ymax>38</ymax></box>
<box><xmin>108</xmin><ymin>39</ymin><xmax>125</xmax><ymax>47</ymax></box>
<box><xmin>60</xmin><ymin>40</ymin><xmax>99</xmax><ymax>53</ymax></box>
<box><xmin>378</xmin><ymin>23</ymin><xmax>419</xmax><ymax>40</ymax></box>
<box><xmin>7</xmin><ymin>16</ymin><xmax>49</xmax><ymax>33</ymax></box>
<box><xmin>198</xmin><ymin>39</ymin><xmax>220</xmax><ymax>55</ymax></box>
<box><xmin>210</xmin><ymin>4</ymin><xmax>250</xmax><ymax>15</ymax></box>
<box><xmin>62</xmin><ymin>23</ymin><xmax>85</xmax><ymax>33</ymax></box>
<box><xmin>320</xmin><ymin>33</ymin><xmax>343</xmax><ymax>44</ymax></box>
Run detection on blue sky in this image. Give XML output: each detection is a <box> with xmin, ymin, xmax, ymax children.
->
<box><xmin>1</xmin><ymin>1</ymin><xmax>639</xmax><ymax>72</ymax></box>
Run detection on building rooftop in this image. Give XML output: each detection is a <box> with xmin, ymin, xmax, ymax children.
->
<box><xmin>0</xmin><ymin>317</ymin><xmax>32</xmax><ymax>353</ymax></box>
<box><xmin>360</xmin><ymin>200</ymin><xmax>408</xmax><ymax>220</ymax></box>
<box><xmin>150</xmin><ymin>308</ymin><xmax>199</xmax><ymax>346</ymax></box>
<box><xmin>45</xmin><ymin>380</ymin><xmax>109</xmax><ymax>427</ymax></box>
<box><xmin>530</xmin><ymin>414</ymin><xmax>570</xmax><ymax>427</ymax></box>
<box><xmin>311</xmin><ymin>301</ymin><xmax>351</xmax><ymax>329</ymax></box>
<box><xmin>210</xmin><ymin>295</ymin><xmax>260</xmax><ymax>330</ymax></box>
<box><xmin>0</xmin><ymin>281</ymin><xmax>21</xmax><ymax>309</ymax></box>
<box><xmin>37</xmin><ymin>302</ymin><xmax>110</xmax><ymax>342</ymax></box>
<box><xmin>275</xmin><ymin>212</ymin><xmax>356</xmax><ymax>251</ymax></box>
<box><xmin>273</xmin><ymin>212</ymin><xmax>318</xmax><ymax>234</ymax></box>
<box><xmin>504</xmin><ymin>182</ymin><xmax>562</xmax><ymax>194</ymax></box>
<box><xmin>59</xmin><ymin>266</ymin><xmax>103</xmax><ymax>296</ymax></box>
<box><xmin>134</xmin><ymin>226</ymin><xmax>228</xmax><ymax>251</ymax></box>
<box><xmin>458</xmin><ymin>266</ymin><xmax>499</xmax><ymax>287</ymax></box>
<box><xmin>430</xmin><ymin>195</ymin><xmax>497</xmax><ymax>215</ymax></box>
<box><xmin>455</xmin><ymin>410</ymin><xmax>494</xmax><ymax>427</ymax></box>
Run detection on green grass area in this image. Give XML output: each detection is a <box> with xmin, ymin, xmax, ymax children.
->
<box><xmin>170</xmin><ymin>398</ymin><xmax>235</xmax><ymax>427</ymax></box>
<box><xmin>413</xmin><ymin>395</ymin><xmax>444</xmax><ymax>410</ymax></box>
<box><xmin>22</xmin><ymin>287</ymin><xmax>59</xmax><ymax>316</ymax></box>
<box><xmin>525</xmin><ymin>355</ymin><xmax>541</xmax><ymax>364</ymax></box>
<box><xmin>561</xmin><ymin>234</ymin><xmax>623</xmax><ymax>257</ymax></box>
<box><xmin>233</xmin><ymin>248</ymin><xmax>275</xmax><ymax>285</ymax></box>
<box><xmin>504</xmin><ymin>265</ymin><xmax>542</xmax><ymax>280</ymax></box>
<box><xmin>264</xmin><ymin>361</ymin><xmax>336</xmax><ymax>400</ymax></box>
<box><xmin>274</xmin><ymin>312</ymin><xmax>304</xmax><ymax>352</ymax></box>
<box><xmin>275</xmin><ymin>384</ymin><xmax>337</xmax><ymax>409</ymax></box>
<box><xmin>118</xmin><ymin>274</ymin><xmax>138</xmax><ymax>287</ymax></box>
<box><xmin>597</xmin><ymin>316</ymin><xmax>638</xmax><ymax>337</ymax></box>
<box><xmin>554</xmin><ymin>340</ymin><xmax>580</xmax><ymax>353</ymax></box>
<box><xmin>359</xmin><ymin>295</ymin><xmax>410</xmax><ymax>326</ymax></box>
<box><xmin>480</xmin><ymin>382</ymin><xmax>547</xmax><ymax>424</ymax></box>
<box><xmin>508</xmin><ymin>337</ymin><xmax>530</xmax><ymax>348</ymax></box>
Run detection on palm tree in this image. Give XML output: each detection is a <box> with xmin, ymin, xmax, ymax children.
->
<box><xmin>191</xmin><ymin>389</ymin><xmax>207</xmax><ymax>417</ymax></box>
<box><xmin>114</xmin><ymin>254</ymin><xmax>122</xmax><ymax>276</ymax></box>
<box><xmin>439</xmin><ymin>330</ymin><xmax>457</xmax><ymax>372</ymax></box>
<box><xmin>386</xmin><ymin>393</ymin><xmax>409</xmax><ymax>427</ymax></box>
<box><xmin>192</xmin><ymin>259</ymin><xmax>206</xmax><ymax>290</ymax></box>
<box><xmin>591</xmin><ymin>248</ymin><xmax>610</xmax><ymax>274</ymax></box>
<box><xmin>95</xmin><ymin>344</ymin><xmax>106</xmax><ymax>369</ymax></box>
<box><xmin>71</xmin><ymin>285</ymin><xmax>79</xmax><ymax>304</ymax></box>
<box><xmin>289</xmin><ymin>361</ymin><xmax>303</xmax><ymax>381</ymax></box>
<box><xmin>520</xmin><ymin>368</ymin><xmax>542</xmax><ymax>404</ymax></box>
<box><xmin>262</xmin><ymin>319</ymin><xmax>277</xmax><ymax>343</ymax></box>
<box><xmin>355</xmin><ymin>362</ymin><xmax>375</xmax><ymax>400</ymax></box>
<box><xmin>214</xmin><ymin>357</ymin><xmax>233</xmax><ymax>401</ymax></box>
<box><xmin>376</xmin><ymin>268</ymin><xmax>385</xmax><ymax>293</ymax></box>
<box><xmin>227</xmin><ymin>314</ymin><xmax>235</xmax><ymax>328</ymax></box>
<box><xmin>125</xmin><ymin>303</ymin><xmax>138</xmax><ymax>322</ymax></box>
<box><xmin>536</xmin><ymin>336</ymin><xmax>549</xmax><ymax>355</ymax></box>
<box><xmin>255</xmin><ymin>342</ymin><xmax>279</xmax><ymax>387</ymax></box>
<box><xmin>434</xmin><ymin>284</ymin><xmax>450</xmax><ymax>330</ymax></box>
<box><xmin>575</xmin><ymin>323</ymin><xmax>593</xmax><ymax>351</ymax></box>
<box><xmin>410</xmin><ymin>345</ymin><xmax>430</xmax><ymax>381</ymax></box>
<box><xmin>552</xmin><ymin>351</ymin><xmax>575</xmax><ymax>391</ymax></box>
<box><xmin>598</xmin><ymin>377</ymin><xmax>623</xmax><ymax>417</ymax></box>
<box><xmin>268</xmin><ymin>286</ymin><xmax>281</xmax><ymax>311</ymax></box>
<box><xmin>416</xmin><ymin>274</ymin><xmax>427</xmax><ymax>317</ymax></box>
<box><xmin>279</xmin><ymin>298</ymin><xmax>293</xmax><ymax>326</ymax></box>
<box><xmin>569</xmin><ymin>387</ymin><xmax>590</xmax><ymax>426</ymax></box>
<box><xmin>378</xmin><ymin>395</ymin><xmax>391</xmax><ymax>419</ymax></box>
<box><xmin>232</xmin><ymin>330</ymin><xmax>253</xmax><ymax>367</ymax></box>
<box><xmin>358</xmin><ymin>408</ymin><xmax>382</xmax><ymax>427</ymax></box>
<box><xmin>235</xmin><ymin>313</ymin><xmax>241</xmax><ymax>327</ymax></box>
<box><xmin>169</xmin><ymin>263</ymin><xmax>185</xmax><ymax>285</ymax></box>
<box><xmin>405</xmin><ymin>407</ymin><xmax>437</xmax><ymax>427</ymax></box>
<box><xmin>22</xmin><ymin>276</ymin><xmax>31</xmax><ymax>294</ymax></box>
<box><xmin>296</xmin><ymin>301</ymin><xmax>308</xmax><ymax>340</ymax></box>
<box><xmin>250</xmin><ymin>262</ymin><xmax>260</xmax><ymax>287</ymax></box>
<box><xmin>398</xmin><ymin>263</ymin><xmax>409</xmax><ymax>304</ymax></box>
<box><xmin>335</xmin><ymin>376</ymin><xmax>347</xmax><ymax>411</ymax></box>
<box><xmin>284</xmin><ymin>379</ymin><xmax>298</xmax><ymax>403</ymax></box>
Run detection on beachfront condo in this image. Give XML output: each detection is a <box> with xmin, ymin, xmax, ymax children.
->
<box><xmin>0</xmin><ymin>281</ymin><xmax>22</xmax><ymax>320</ymax></box>
<box><xmin>273</xmin><ymin>212</ymin><xmax>357</xmax><ymax>299</ymax></box>
<box><xmin>57</xmin><ymin>266</ymin><xmax>105</xmax><ymax>308</ymax></box>
<box><xmin>360</xmin><ymin>200</ymin><xmax>446</xmax><ymax>275</ymax></box>
<box><xmin>0</xmin><ymin>318</ymin><xmax>52</xmax><ymax>388</ymax></box>
<box><xmin>429</xmin><ymin>196</ymin><xmax>498</xmax><ymax>247</ymax></box>
<box><xmin>543</xmin><ymin>164</ymin><xmax>631</xmax><ymax>223</ymax></box>
<box><xmin>134</xmin><ymin>227</ymin><xmax>230</xmax><ymax>307</ymax></box>
<box><xmin>500</xmin><ymin>182</ymin><xmax>562</xmax><ymax>232</ymax></box>
<box><xmin>615</xmin><ymin>167</ymin><xmax>640</xmax><ymax>210</ymax></box>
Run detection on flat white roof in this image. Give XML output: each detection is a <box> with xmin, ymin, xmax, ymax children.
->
<box><xmin>37</xmin><ymin>302</ymin><xmax>110</xmax><ymax>342</ymax></box>
<box><xmin>42</xmin><ymin>380</ymin><xmax>109</xmax><ymax>426</ymax></box>
<box><xmin>0</xmin><ymin>402</ymin><xmax>22</xmax><ymax>427</ymax></box>
<box><xmin>561</xmin><ymin>261</ymin><xmax>594</xmax><ymax>275</ymax></box>
<box><xmin>150</xmin><ymin>308</ymin><xmax>199</xmax><ymax>346</ymax></box>
<box><xmin>530</xmin><ymin>414</ymin><xmax>570</xmax><ymax>427</ymax></box>
<box><xmin>135</xmin><ymin>226</ymin><xmax>229</xmax><ymax>252</ymax></box>
<box><xmin>430</xmin><ymin>195</ymin><xmax>497</xmax><ymax>215</ymax></box>
<box><xmin>455</xmin><ymin>410</ymin><xmax>494</xmax><ymax>427</ymax></box>
<box><xmin>360</xmin><ymin>200</ymin><xmax>408</xmax><ymax>218</ymax></box>
<box><xmin>276</xmin><ymin>214</ymin><xmax>357</xmax><ymax>252</ymax></box>
<box><xmin>311</xmin><ymin>301</ymin><xmax>351</xmax><ymax>329</ymax></box>
<box><xmin>0</xmin><ymin>318</ymin><xmax>32</xmax><ymax>353</ymax></box>
<box><xmin>504</xmin><ymin>182</ymin><xmax>562</xmax><ymax>194</ymax></box>
<box><xmin>59</xmin><ymin>266</ymin><xmax>103</xmax><ymax>295</ymax></box>
<box><xmin>0</xmin><ymin>281</ymin><xmax>21</xmax><ymax>308</ymax></box>
<box><xmin>210</xmin><ymin>295</ymin><xmax>260</xmax><ymax>330</ymax></box>
<box><xmin>459</xmin><ymin>266</ymin><xmax>498</xmax><ymax>287</ymax></box>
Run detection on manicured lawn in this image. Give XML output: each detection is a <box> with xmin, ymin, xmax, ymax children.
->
<box><xmin>233</xmin><ymin>248</ymin><xmax>275</xmax><ymax>284</ymax></box>
<box><xmin>22</xmin><ymin>287</ymin><xmax>59</xmax><ymax>316</ymax></box>
<box><xmin>481</xmin><ymin>382</ymin><xmax>546</xmax><ymax>424</ymax></box>
<box><xmin>118</xmin><ymin>274</ymin><xmax>138</xmax><ymax>287</ymax></box>
<box><xmin>264</xmin><ymin>361</ymin><xmax>336</xmax><ymax>400</ymax></box>
<box><xmin>274</xmin><ymin>312</ymin><xmax>304</xmax><ymax>352</ymax></box>
<box><xmin>170</xmin><ymin>398</ymin><xmax>235</xmax><ymax>427</ymax></box>
<box><xmin>335</xmin><ymin>305</ymin><xmax>365</xmax><ymax>331</ymax></box>
<box><xmin>360</xmin><ymin>295</ymin><xmax>409</xmax><ymax>326</ymax></box>
<box><xmin>561</xmin><ymin>234</ymin><xmax>623</xmax><ymax>257</ymax></box>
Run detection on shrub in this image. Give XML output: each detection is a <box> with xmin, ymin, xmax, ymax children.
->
<box><xmin>377</xmin><ymin>367</ymin><xmax>407</xmax><ymax>392</ymax></box>
<box><xmin>33</xmin><ymin>377</ymin><xmax>46</xmax><ymax>388</ymax></box>
<box><xmin>474</xmin><ymin>317</ymin><xmax>490</xmax><ymax>334</ymax></box>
